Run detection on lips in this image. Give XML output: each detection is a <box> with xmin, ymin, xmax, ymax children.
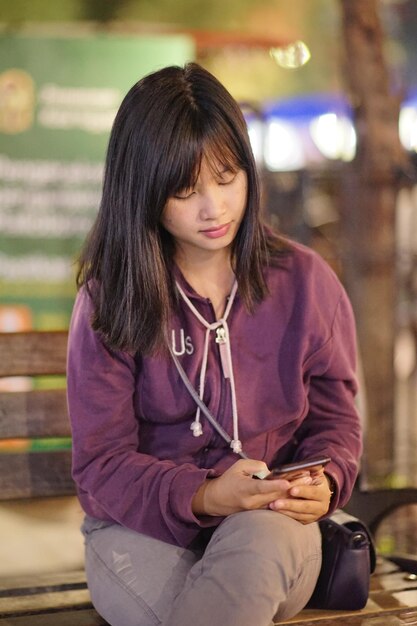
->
<box><xmin>200</xmin><ymin>223</ymin><xmax>231</xmax><ymax>239</ymax></box>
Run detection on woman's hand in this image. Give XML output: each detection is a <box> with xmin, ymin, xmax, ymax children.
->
<box><xmin>192</xmin><ymin>459</ymin><xmax>295</xmax><ymax>517</ymax></box>
<box><xmin>268</xmin><ymin>469</ymin><xmax>332</xmax><ymax>524</ymax></box>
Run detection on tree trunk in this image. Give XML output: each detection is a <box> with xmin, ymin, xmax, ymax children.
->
<box><xmin>339</xmin><ymin>0</ymin><xmax>408</xmax><ymax>484</ymax></box>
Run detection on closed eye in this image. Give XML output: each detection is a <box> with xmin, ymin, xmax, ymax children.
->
<box><xmin>173</xmin><ymin>189</ymin><xmax>195</xmax><ymax>200</ymax></box>
<box><xmin>217</xmin><ymin>169</ymin><xmax>238</xmax><ymax>185</ymax></box>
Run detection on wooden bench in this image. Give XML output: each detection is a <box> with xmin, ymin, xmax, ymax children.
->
<box><xmin>0</xmin><ymin>330</ymin><xmax>108</xmax><ymax>625</ymax></box>
<box><xmin>1</xmin><ymin>330</ymin><xmax>417</xmax><ymax>626</ymax></box>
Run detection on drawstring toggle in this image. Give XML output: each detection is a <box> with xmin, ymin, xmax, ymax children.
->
<box><xmin>231</xmin><ymin>439</ymin><xmax>242</xmax><ymax>454</ymax></box>
<box><xmin>190</xmin><ymin>420</ymin><xmax>203</xmax><ymax>437</ymax></box>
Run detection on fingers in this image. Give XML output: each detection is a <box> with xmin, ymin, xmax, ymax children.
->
<box><xmin>268</xmin><ymin>479</ymin><xmax>332</xmax><ymax>523</ymax></box>
<box><xmin>229</xmin><ymin>459</ymin><xmax>292</xmax><ymax>499</ymax></box>
<box><xmin>200</xmin><ymin>459</ymin><xmax>293</xmax><ymax>516</ymax></box>
<box><xmin>199</xmin><ymin>459</ymin><xmax>331</xmax><ymax>520</ymax></box>
<box><xmin>231</xmin><ymin>458</ymin><xmax>270</xmax><ymax>478</ymax></box>
<box><xmin>285</xmin><ymin>474</ymin><xmax>313</xmax><ymax>488</ymax></box>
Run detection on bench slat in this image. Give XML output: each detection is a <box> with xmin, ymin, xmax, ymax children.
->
<box><xmin>0</xmin><ymin>389</ymin><xmax>70</xmax><ymax>439</ymax></box>
<box><xmin>0</xmin><ymin>452</ymin><xmax>75</xmax><ymax>499</ymax></box>
<box><xmin>0</xmin><ymin>609</ymin><xmax>107</xmax><ymax>625</ymax></box>
<box><xmin>0</xmin><ymin>571</ymin><xmax>108</xmax><ymax>624</ymax></box>
<box><xmin>282</xmin><ymin>610</ymin><xmax>417</xmax><ymax>625</ymax></box>
<box><xmin>0</xmin><ymin>588</ymin><xmax>92</xmax><ymax>617</ymax></box>
<box><xmin>0</xmin><ymin>571</ymin><xmax>87</xmax><ymax>594</ymax></box>
<box><xmin>0</xmin><ymin>332</ymin><xmax>68</xmax><ymax>378</ymax></box>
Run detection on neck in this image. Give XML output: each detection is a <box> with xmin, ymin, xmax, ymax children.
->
<box><xmin>176</xmin><ymin>247</ymin><xmax>233</xmax><ymax>288</ymax></box>
<box><xmin>175</xmin><ymin>249</ymin><xmax>235</xmax><ymax>319</ymax></box>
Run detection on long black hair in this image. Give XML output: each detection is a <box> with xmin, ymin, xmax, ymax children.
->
<box><xmin>77</xmin><ymin>62</ymin><xmax>284</xmax><ymax>355</ymax></box>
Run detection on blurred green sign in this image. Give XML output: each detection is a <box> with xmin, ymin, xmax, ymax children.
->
<box><xmin>0</xmin><ymin>33</ymin><xmax>194</xmax><ymax>331</ymax></box>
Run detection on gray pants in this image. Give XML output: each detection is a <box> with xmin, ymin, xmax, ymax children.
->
<box><xmin>82</xmin><ymin>510</ymin><xmax>322</xmax><ymax>626</ymax></box>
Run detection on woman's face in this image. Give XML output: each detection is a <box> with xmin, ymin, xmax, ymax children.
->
<box><xmin>161</xmin><ymin>156</ymin><xmax>247</xmax><ymax>263</ymax></box>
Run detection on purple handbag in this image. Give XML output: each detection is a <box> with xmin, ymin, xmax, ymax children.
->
<box><xmin>307</xmin><ymin>510</ymin><xmax>376</xmax><ymax>610</ymax></box>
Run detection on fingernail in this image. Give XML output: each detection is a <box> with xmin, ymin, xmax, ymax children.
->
<box><xmin>254</xmin><ymin>469</ymin><xmax>270</xmax><ymax>480</ymax></box>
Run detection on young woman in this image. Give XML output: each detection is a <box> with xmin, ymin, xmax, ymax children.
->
<box><xmin>67</xmin><ymin>63</ymin><xmax>362</xmax><ymax>626</ymax></box>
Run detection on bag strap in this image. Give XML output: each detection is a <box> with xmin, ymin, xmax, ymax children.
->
<box><xmin>169</xmin><ymin>348</ymin><xmax>248</xmax><ymax>460</ymax></box>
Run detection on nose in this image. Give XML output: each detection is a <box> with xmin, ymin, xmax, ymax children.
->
<box><xmin>199</xmin><ymin>185</ymin><xmax>225</xmax><ymax>221</ymax></box>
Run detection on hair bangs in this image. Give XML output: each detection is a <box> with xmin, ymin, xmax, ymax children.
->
<box><xmin>162</xmin><ymin>121</ymin><xmax>246</xmax><ymax>204</ymax></box>
<box><xmin>203</xmin><ymin>135</ymin><xmax>245</xmax><ymax>179</ymax></box>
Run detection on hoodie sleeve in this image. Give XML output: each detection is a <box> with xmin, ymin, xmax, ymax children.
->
<box><xmin>67</xmin><ymin>288</ymin><xmax>219</xmax><ymax>547</ymax></box>
<box><xmin>292</xmin><ymin>287</ymin><xmax>363</xmax><ymax>514</ymax></box>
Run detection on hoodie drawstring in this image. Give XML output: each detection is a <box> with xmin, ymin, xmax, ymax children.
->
<box><xmin>175</xmin><ymin>280</ymin><xmax>242</xmax><ymax>454</ymax></box>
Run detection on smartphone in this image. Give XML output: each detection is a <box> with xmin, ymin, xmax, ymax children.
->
<box><xmin>265</xmin><ymin>455</ymin><xmax>331</xmax><ymax>480</ymax></box>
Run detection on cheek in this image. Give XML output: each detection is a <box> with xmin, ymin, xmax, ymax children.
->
<box><xmin>227</xmin><ymin>184</ymin><xmax>246</xmax><ymax>210</ymax></box>
<box><xmin>237</xmin><ymin>186</ymin><xmax>248</xmax><ymax>215</ymax></box>
<box><xmin>161</xmin><ymin>204</ymin><xmax>175</xmax><ymax>229</ymax></box>
<box><xmin>235</xmin><ymin>176</ymin><xmax>247</xmax><ymax>207</ymax></box>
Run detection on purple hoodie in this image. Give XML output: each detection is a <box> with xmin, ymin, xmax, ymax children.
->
<box><xmin>67</xmin><ymin>240</ymin><xmax>362</xmax><ymax>547</ymax></box>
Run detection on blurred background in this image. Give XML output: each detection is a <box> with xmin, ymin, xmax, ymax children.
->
<box><xmin>1</xmin><ymin>0</ymin><xmax>417</xmax><ymax>576</ymax></box>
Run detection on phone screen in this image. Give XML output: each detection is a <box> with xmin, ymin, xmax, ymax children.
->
<box><xmin>265</xmin><ymin>455</ymin><xmax>331</xmax><ymax>480</ymax></box>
